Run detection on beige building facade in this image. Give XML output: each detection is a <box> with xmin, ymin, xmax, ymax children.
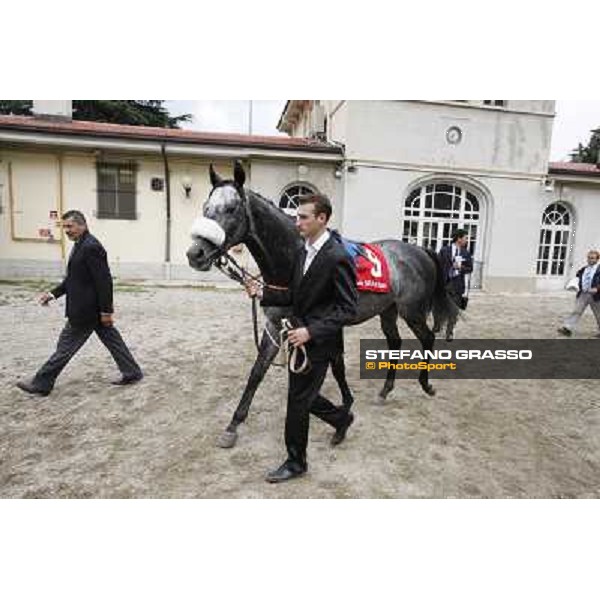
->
<box><xmin>1</xmin><ymin>100</ymin><xmax>599</xmax><ymax>292</ymax></box>
<box><xmin>279</xmin><ymin>100</ymin><xmax>600</xmax><ymax>292</ymax></box>
<box><xmin>0</xmin><ymin>105</ymin><xmax>342</xmax><ymax>281</ymax></box>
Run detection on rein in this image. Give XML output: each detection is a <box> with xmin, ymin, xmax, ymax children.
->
<box><xmin>215</xmin><ymin>253</ymin><xmax>310</xmax><ymax>374</ymax></box>
<box><xmin>210</xmin><ymin>191</ymin><xmax>310</xmax><ymax>374</ymax></box>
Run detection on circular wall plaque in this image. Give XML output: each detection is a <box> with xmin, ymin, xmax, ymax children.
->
<box><xmin>446</xmin><ymin>126</ymin><xmax>463</xmax><ymax>145</ymax></box>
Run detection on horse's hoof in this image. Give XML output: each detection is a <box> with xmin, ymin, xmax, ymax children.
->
<box><xmin>217</xmin><ymin>430</ymin><xmax>238</xmax><ymax>448</ymax></box>
<box><xmin>423</xmin><ymin>385</ymin><xmax>436</xmax><ymax>396</ymax></box>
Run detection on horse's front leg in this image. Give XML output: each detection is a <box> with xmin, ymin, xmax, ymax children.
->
<box><xmin>379</xmin><ymin>304</ymin><xmax>401</xmax><ymax>401</ymax></box>
<box><xmin>217</xmin><ymin>320</ymin><xmax>281</xmax><ymax>448</ymax></box>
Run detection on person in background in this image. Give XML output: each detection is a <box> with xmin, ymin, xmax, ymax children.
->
<box><xmin>437</xmin><ymin>229</ymin><xmax>473</xmax><ymax>341</ymax></box>
<box><xmin>558</xmin><ymin>249</ymin><xmax>600</xmax><ymax>337</ymax></box>
<box><xmin>16</xmin><ymin>210</ymin><xmax>143</xmax><ymax>397</ymax></box>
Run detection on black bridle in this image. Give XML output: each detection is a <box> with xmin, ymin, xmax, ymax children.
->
<box><xmin>202</xmin><ymin>184</ymin><xmax>290</xmax><ymax>354</ymax></box>
<box><xmin>209</xmin><ymin>184</ymin><xmax>290</xmax><ymax>291</ymax></box>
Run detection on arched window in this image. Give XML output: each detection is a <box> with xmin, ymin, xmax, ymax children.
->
<box><xmin>401</xmin><ymin>183</ymin><xmax>481</xmax><ymax>256</ymax></box>
<box><xmin>536</xmin><ymin>202</ymin><xmax>572</xmax><ymax>276</ymax></box>
<box><xmin>279</xmin><ymin>183</ymin><xmax>318</xmax><ymax>216</ymax></box>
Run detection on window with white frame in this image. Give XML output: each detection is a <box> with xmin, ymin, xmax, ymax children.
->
<box><xmin>536</xmin><ymin>202</ymin><xmax>572</xmax><ymax>276</ymax></box>
<box><xmin>401</xmin><ymin>183</ymin><xmax>480</xmax><ymax>256</ymax></box>
<box><xmin>279</xmin><ymin>183</ymin><xmax>318</xmax><ymax>216</ymax></box>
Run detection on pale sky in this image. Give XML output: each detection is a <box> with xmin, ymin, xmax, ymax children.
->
<box><xmin>167</xmin><ymin>100</ymin><xmax>286</xmax><ymax>137</ymax></box>
<box><xmin>166</xmin><ymin>100</ymin><xmax>599</xmax><ymax>161</ymax></box>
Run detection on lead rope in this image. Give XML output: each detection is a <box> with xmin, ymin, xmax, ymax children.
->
<box><xmin>280</xmin><ymin>318</ymin><xmax>311</xmax><ymax>375</ymax></box>
<box><xmin>256</xmin><ymin>303</ymin><xmax>310</xmax><ymax>373</ymax></box>
<box><xmin>215</xmin><ymin>253</ymin><xmax>310</xmax><ymax>374</ymax></box>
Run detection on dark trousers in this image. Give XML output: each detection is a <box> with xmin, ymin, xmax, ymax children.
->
<box><xmin>32</xmin><ymin>321</ymin><xmax>142</xmax><ymax>392</ymax></box>
<box><xmin>285</xmin><ymin>359</ymin><xmax>348</xmax><ymax>469</ymax></box>
<box><xmin>446</xmin><ymin>277</ymin><xmax>465</xmax><ymax>333</ymax></box>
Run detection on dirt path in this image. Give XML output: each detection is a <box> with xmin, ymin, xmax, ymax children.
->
<box><xmin>1</xmin><ymin>283</ymin><xmax>599</xmax><ymax>498</ymax></box>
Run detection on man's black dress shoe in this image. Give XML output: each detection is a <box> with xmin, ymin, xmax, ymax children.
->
<box><xmin>16</xmin><ymin>381</ymin><xmax>50</xmax><ymax>397</ymax></box>
<box><xmin>331</xmin><ymin>411</ymin><xmax>354</xmax><ymax>446</ymax></box>
<box><xmin>265</xmin><ymin>462</ymin><xmax>306</xmax><ymax>483</ymax></box>
<box><xmin>111</xmin><ymin>374</ymin><xmax>143</xmax><ymax>386</ymax></box>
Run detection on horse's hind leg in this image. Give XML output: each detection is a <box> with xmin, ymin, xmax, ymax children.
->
<box><xmin>330</xmin><ymin>351</ymin><xmax>354</xmax><ymax>412</ymax></box>
<box><xmin>379</xmin><ymin>304</ymin><xmax>402</xmax><ymax>401</ymax></box>
<box><xmin>217</xmin><ymin>322</ymin><xmax>281</xmax><ymax>449</ymax></box>
<box><xmin>405</xmin><ymin>313</ymin><xmax>436</xmax><ymax>397</ymax></box>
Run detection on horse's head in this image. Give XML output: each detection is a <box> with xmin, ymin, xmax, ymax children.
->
<box><xmin>187</xmin><ymin>161</ymin><xmax>250</xmax><ymax>271</ymax></box>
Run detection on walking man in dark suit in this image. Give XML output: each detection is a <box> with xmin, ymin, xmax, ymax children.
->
<box><xmin>558</xmin><ymin>249</ymin><xmax>600</xmax><ymax>337</ymax></box>
<box><xmin>438</xmin><ymin>229</ymin><xmax>473</xmax><ymax>341</ymax></box>
<box><xmin>245</xmin><ymin>194</ymin><xmax>358</xmax><ymax>483</ymax></box>
<box><xmin>16</xmin><ymin>210</ymin><xmax>143</xmax><ymax>397</ymax></box>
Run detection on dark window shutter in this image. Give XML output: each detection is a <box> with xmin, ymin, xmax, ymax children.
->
<box><xmin>96</xmin><ymin>162</ymin><xmax>137</xmax><ymax>220</ymax></box>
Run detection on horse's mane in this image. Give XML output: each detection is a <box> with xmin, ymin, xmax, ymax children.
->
<box><xmin>246</xmin><ymin>188</ymin><xmax>300</xmax><ymax>237</ymax></box>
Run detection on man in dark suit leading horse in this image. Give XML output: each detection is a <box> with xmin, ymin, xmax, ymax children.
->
<box><xmin>245</xmin><ymin>194</ymin><xmax>358</xmax><ymax>483</ymax></box>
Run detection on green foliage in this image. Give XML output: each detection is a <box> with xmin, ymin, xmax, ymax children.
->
<box><xmin>73</xmin><ymin>100</ymin><xmax>191</xmax><ymax>128</ymax></box>
<box><xmin>0</xmin><ymin>100</ymin><xmax>191</xmax><ymax>129</ymax></box>
<box><xmin>570</xmin><ymin>128</ymin><xmax>600</xmax><ymax>164</ymax></box>
<box><xmin>0</xmin><ymin>100</ymin><xmax>33</xmax><ymax>115</ymax></box>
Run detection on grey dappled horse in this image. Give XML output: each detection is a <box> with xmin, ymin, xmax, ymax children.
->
<box><xmin>187</xmin><ymin>161</ymin><xmax>458</xmax><ymax>448</ymax></box>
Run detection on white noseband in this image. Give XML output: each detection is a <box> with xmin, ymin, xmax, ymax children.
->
<box><xmin>190</xmin><ymin>217</ymin><xmax>226</xmax><ymax>247</ymax></box>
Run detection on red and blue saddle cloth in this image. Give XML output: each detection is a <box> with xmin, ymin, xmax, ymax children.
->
<box><xmin>332</xmin><ymin>232</ymin><xmax>391</xmax><ymax>293</ymax></box>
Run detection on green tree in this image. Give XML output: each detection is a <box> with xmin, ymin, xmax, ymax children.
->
<box><xmin>0</xmin><ymin>100</ymin><xmax>191</xmax><ymax>128</ymax></box>
<box><xmin>0</xmin><ymin>100</ymin><xmax>32</xmax><ymax>115</ymax></box>
<box><xmin>570</xmin><ymin>128</ymin><xmax>600</xmax><ymax>163</ymax></box>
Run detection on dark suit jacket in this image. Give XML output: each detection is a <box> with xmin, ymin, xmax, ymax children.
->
<box><xmin>51</xmin><ymin>231</ymin><xmax>114</xmax><ymax>326</ymax></box>
<box><xmin>261</xmin><ymin>235</ymin><xmax>358</xmax><ymax>361</ymax></box>
<box><xmin>439</xmin><ymin>243</ymin><xmax>473</xmax><ymax>296</ymax></box>
<box><xmin>575</xmin><ymin>265</ymin><xmax>600</xmax><ymax>302</ymax></box>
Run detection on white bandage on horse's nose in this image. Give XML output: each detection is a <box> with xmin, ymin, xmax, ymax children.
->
<box><xmin>190</xmin><ymin>217</ymin><xmax>226</xmax><ymax>247</ymax></box>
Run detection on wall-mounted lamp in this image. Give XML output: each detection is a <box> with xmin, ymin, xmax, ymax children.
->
<box><xmin>347</xmin><ymin>164</ymin><xmax>357</xmax><ymax>174</ymax></box>
<box><xmin>334</xmin><ymin>166</ymin><xmax>343</xmax><ymax>179</ymax></box>
<box><xmin>543</xmin><ymin>176</ymin><xmax>555</xmax><ymax>193</ymax></box>
<box><xmin>182</xmin><ymin>176</ymin><xmax>192</xmax><ymax>199</ymax></box>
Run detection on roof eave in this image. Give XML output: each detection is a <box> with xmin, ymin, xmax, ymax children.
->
<box><xmin>0</xmin><ymin>129</ymin><xmax>343</xmax><ymax>161</ymax></box>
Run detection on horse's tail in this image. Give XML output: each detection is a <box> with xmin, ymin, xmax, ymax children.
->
<box><xmin>424</xmin><ymin>248</ymin><xmax>459</xmax><ymax>330</ymax></box>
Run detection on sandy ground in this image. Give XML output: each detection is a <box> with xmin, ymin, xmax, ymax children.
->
<box><xmin>1</xmin><ymin>281</ymin><xmax>599</xmax><ymax>498</ymax></box>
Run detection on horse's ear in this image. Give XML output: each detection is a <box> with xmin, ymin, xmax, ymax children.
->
<box><xmin>209</xmin><ymin>164</ymin><xmax>222</xmax><ymax>188</ymax></box>
<box><xmin>233</xmin><ymin>160</ymin><xmax>246</xmax><ymax>188</ymax></box>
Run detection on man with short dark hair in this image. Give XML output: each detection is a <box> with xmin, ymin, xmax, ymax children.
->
<box><xmin>245</xmin><ymin>193</ymin><xmax>358</xmax><ymax>482</ymax></box>
<box><xmin>16</xmin><ymin>210</ymin><xmax>143</xmax><ymax>397</ymax></box>
<box><xmin>438</xmin><ymin>229</ymin><xmax>473</xmax><ymax>341</ymax></box>
<box><xmin>558</xmin><ymin>250</ymin><xmax>600</xmax><ymax>337</ymax></box>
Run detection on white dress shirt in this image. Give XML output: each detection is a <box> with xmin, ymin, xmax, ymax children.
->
<box><xmin>582</xmin><ymin>263</ymin><xmax>598</xmax><ymax>292</ymax></box>
<box><xmin>303</xmin><ymin>229</ymin><xmax>330</xmax><ymax>275</ymax></box>
<box><xmin>451</xmin><ymin>243</ymin><xmax>463</xmax><ymax>278</ymax></box>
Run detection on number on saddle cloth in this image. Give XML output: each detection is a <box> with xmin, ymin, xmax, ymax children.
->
<box><xmin>330</xmin><ymin>229</ymin><xmax>390</xmax><ymax>293</ymax></box>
